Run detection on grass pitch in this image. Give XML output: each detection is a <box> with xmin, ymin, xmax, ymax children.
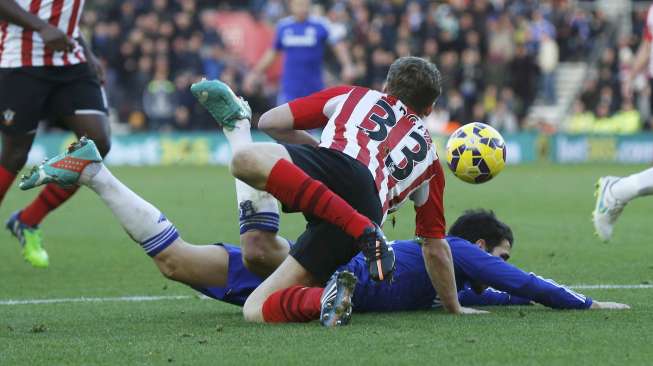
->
<box><xmin>1</xmin><ymin>163</ymin><xmax>652</xmax><ymax>365</ymax></box>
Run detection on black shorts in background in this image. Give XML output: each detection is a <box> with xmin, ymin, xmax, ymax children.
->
<box><xmin>0</xmin><ymin>63</ymin><xmax>107</xmax><ymax>135</ymax></box>
<box><xmin>283</xmin><ymin>144</ymin><xmax>382</xmax><ymax>284</ymax></box>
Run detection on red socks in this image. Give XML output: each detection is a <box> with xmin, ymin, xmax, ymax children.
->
<box><xmin>0</xmin><ymin>165</ymin><xmax>16</xmax><ymax>205</ymax></box>
<box><xmin>19</xmin><ymin>184</ymin><xmax>79</xmax><ymax>227</ymax></box>
<box><xmin>265</xmin><ymin>159</ymin><xmax>372</xmax><ymax>238</ymax></box>
<box><xmin>262</xmin><ymin>286</ymin><xmax>324</xmax><ymax>323</ymax></box>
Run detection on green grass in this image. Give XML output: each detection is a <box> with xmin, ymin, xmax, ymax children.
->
<box><xmin>1</xmin><ymin>163</ymin><xmax>652</xmax><ymax>365</ymax></box>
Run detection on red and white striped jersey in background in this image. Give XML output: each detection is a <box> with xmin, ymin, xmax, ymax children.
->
<box><xmin>289</xmin><ymin>85</ymin><xmax>447</xmax><ymax>239</ymax></box>
<box><xmin>643</xmin><ymin>4</ymin><xmax>653</xmax><ymax>76</ymax></box>
<box><xmin>0</xmin><ymin>0</ymin><xmax>86</xmax><ymax>68</ymax></box>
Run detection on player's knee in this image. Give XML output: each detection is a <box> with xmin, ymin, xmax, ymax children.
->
<box><xmin>241</xmin><ymin>231</ymin><xmax>280</xmax><ymax>266</ymax></box>
<box><xmin>230</xmin><ymin>148</ymin><xmax>260</xmax><ymax>182</ymax></box>
<box><xmin>257</xmin><ymin>111</ymin><xmax>273</xmax><ymax>131</ymax></box>
<box><xmin>154</xmin><ymin>254</ymin><xmax>183</xmax><ymax>282</ymax></box>
<box><xmin>1</xmin><ymin>149</ymin><xmax>29</xmax><ymax>172</ymax></box>
<box><xmin>93</xmin><ymin>137</ymin><xmax>111</xmax><ymax>158</ymax></box>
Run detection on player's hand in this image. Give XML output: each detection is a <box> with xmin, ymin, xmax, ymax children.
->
<box><xmin>39</xmin><ymin>24</ymin><xmax>74</xmax><ymax>52</ymax></box>
<box><xmin>590</xmin><ymin>301</ymin><xmax>630</xmax><ymax>310</ymax></box>
<box><xmin>459</xmin><ymin>306</ymin><xmax>490</xmax><ymax>315</ymax></box>
<box><xmin>341</xmin><ymin>64</ymin><xmax>357</xmax><ymax>83</ymax></box>
<box><xmin>88</xmin><ymin>53</ymin><xmax>106</xmax><ymax>84</ymax></box>
<box><xmin>243</xmin><ymin>71</ymin><xmax>261</xmax><ymax>95</ymax></box>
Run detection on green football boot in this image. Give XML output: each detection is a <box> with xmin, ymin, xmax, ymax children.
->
<box><xmin>6</xmin><ymin>211</ymin><xmax>49</xmax><ymax>268</ymax></box>
<box><xmin>19</xmin><ymin>136</ymin><xmax>103</xmax><ymax>190</ymax></box>
<box><xmin>190</xmin><ymin>79</ymin><xmax>252</xmax><ymax>130</ymax></box>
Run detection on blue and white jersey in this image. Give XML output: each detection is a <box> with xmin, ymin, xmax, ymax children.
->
<box><xmin>346</xmin><ymin>237</ymin><xmax>593</xmax><ymax>312</ymax></box>
<box><xmin>196</xmin><ymin>238</ymin><xmax>592</xmax><ymax>311</ymax></box>
<box><xmin>274</xmin><ymin>16</ymin><xmax>342</xmax><ymax>103</ymax></box>
<box><xmin>458</xmin><ymin>285</ymin><xmax>532</xmax><ymax>306</ymax></box>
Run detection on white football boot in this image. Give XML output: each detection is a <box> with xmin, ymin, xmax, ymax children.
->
<box><xmin>592</xmin><ymin>176</ymin><xmax>626</xmax><ymax>242</ymax></box>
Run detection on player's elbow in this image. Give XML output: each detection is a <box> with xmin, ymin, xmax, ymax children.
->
<box><xmin>257</xmin><ymin>104</ymin><xmax>293</xmax><ymax>133</ymax></box>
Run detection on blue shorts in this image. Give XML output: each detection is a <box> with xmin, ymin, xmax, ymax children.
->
<box><xmin>192</xmin><ymin>244</ymin><xmax>264</xmax><ymax>306</ymax></box>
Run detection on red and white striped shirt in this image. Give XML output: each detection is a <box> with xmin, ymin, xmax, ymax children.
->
<box><xmin>0</xmin><ymin>0</ymin><xmax>86</xmax><ymax>68</ymax></box>
<box><xmin>643</xmin><ymin>5</ymin><xmax>653</xmax><ymax>76</ymax></box>
<box><xmin>289</xmin><ymin>86</ymin><xmax>446</xmax><ymax>239</ymax></box>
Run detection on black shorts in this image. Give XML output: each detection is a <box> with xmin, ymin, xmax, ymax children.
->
<box><xmin>0</xmin><ymin>63</ymin><xmax>107</xmax><ymax>135</ymax></box>
<box><xmin>284</xmin><ymin>144</ymin><xmax>383</xmax><ymax>284</ymax></box>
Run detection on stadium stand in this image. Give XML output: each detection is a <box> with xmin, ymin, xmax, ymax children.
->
<box><xmin>81</xmin><ymin>0</ymin><xmax>613</xmax><ymax>133</ymax></box>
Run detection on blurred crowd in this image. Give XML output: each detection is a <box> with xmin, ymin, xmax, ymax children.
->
<box><xmin>568</xmin><ymin>6</ymin><xmax>650</xmax><ymax>134</ymax></box>
<box><xmin>82</xmin><ymin>0</ymin><xmax>611</xmax><ymax>133</ymax></box>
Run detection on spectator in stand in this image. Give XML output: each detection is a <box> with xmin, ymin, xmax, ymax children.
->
<box><xmin>489</xmin><ymin>101</ymin><xmax>519</xmax><ymax>134</ymax></box>
<box><xmin>143</xmin><ymin>61</ymin><xmax>177</xmax><ymax>131</ymax></box>
<box><xmin>537</xmin><ymin>32</ymin><xmax>559</xmax><ymax>105</ymax></box>
<box><xmin>79</xmin><ymin>0</ymin><xmax>611</xmax><ymax>132</ymax></box>
<box><xmin>509</xmin><ymin>44</ymin><xmax>538</xmax><ymax>115</ymax></box>
<box><xmin>486</xmin><ymin>15</ymin><xmax>515</xmax><ymax>88</ymax></box>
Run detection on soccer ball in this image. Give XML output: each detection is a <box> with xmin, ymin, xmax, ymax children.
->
<box><xmin>445</xmin><ymin>122</ymin><xmax>506</xmax><ymax>184</ymax></box>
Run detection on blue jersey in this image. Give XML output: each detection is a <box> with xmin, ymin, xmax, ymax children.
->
<box><xmin>196</xmin><ymin>237</ymin><xmax>592</xmax><ymax>311</ymax></box>
<box><xmin>458</xmin><ymin>285</ymin><xmax>532</xmax><ymax>306</ymax></box>
<box><xmin>348</xmin><ymin>238</ymin><xmax>592</xmax><ymax>312</ymax></box>
<box><xmin>274</xmin><ymin>16</ymin><xmax>340</xmax><ymax>103</ymax></box>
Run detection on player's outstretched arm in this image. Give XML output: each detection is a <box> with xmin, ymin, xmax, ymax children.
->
<box><xmin>422</xmin><ymin>238</ymin><xmax>463</xmax><ymax>314</ymax></box>
<box><xmin>0</xmin><ymin>0</ymin><xmax>73</xmax><ymax>51</ymax></box>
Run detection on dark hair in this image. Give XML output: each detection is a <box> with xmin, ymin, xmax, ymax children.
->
<box><xmin>385</xmin><ymin>56</ymin><xmax>442</xmax><ymax>114</ymax></box>
<box><xmin>447</xmin><ymin>209</ymin><xmax>514</xmax><ymax>249</ymax></box>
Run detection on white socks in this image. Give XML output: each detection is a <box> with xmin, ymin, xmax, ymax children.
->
<box><xmin>80</xmin><ymin>163</ymin><xmax>179</xmax><ymax>257</ymax></box>
<box><xmin>611</xmin><ymin>167</ymin><xmax>653</xmax><ymax>203</ymax></box>
<box><xmin>225</xmin><ymin>119</ymin><xmax>280</xmax><ymax>234</ymax></box>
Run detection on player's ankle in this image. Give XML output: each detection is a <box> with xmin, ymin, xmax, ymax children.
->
<box><xmin>345</xmin><ymin>214</ymin><xmax>373</xmax><ymax>239</ymax></box>
<box><xmin>79</xmin><ymin>162</ymin><xmax>103</xmax><ymax>185</ymax></box>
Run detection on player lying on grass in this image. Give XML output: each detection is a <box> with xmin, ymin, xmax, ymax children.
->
<box><xmin>191</xmin><ymin>57</ymin><xmax>467</xmax><ymax>322</ymax></box>
<box><xmin>18</xmin><ymin>138</ymin><xmax>629</xmax><ymax>327</ymax></box>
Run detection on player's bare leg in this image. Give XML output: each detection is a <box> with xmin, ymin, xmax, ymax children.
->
<box><xmin>242</xmin><ymin>255</ymin><xmax>318</xmax><ymax>323</ymax></box>
<box><xmin>230</xmin><ymin>143</ymin><xmax>292</xmax><ymax>189</ymax></box>
<box><xmin>18</xmin><ymin>137</ymin><xmax>236</xmax><ymax>287</ymax></box>
<box><xmin>16</xmin><ymin>114</ymin><xmax>111</xmax><ymax>226</ymax></box>
<box><xmin>190</xmin><ymin>80</ymin><xmax>287</xmax><ymax>276</ymax></box>
<box><xmin>243</xmin><ymin>255</ymin><xmax>357</xmax><ymax>327</ymax></box>
<box><xmin>1</xmin><ymin>132</ymin><xmax>49</xmax><ymax>267</ymax></box>
<box><xmin>7</xmin><ymin>113</ymin><xmax>111</xmax><ymax>267</ymax></box>
<box><xmin>227</xmin><ymin>134</ymin><xmax>288</xmax><ymax>276</ymax></box>
<box><xmin>63</xmin><ymin>114</ymin><xmax>112</xmax><ymax>157</ymax></box>
<box><xmin>152</xmin><ymin>238</ymin><xmax>229</xmax><ymax>287</ymax></box>
<box><xmin>593</xmin><ymin>167</ymin><xmax>653</xmax><ymax>241</ymax></box>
